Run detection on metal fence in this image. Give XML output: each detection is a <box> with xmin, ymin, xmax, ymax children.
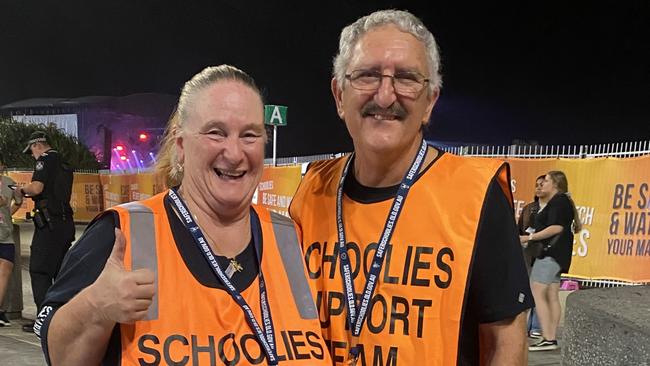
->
<box><xmin>572</xmin><ymin>278</ymin><xmax>649</xmax><ymax>289</ymax></box>
<box><xmin>263</xmin><ymin>140</ymin><xmax>650</xmax><ymax>167</ymax></box>
<box><xmin>441</xmin><ymin>140</ymin><xmax>650</xmax><ymax>159</ymax></box>
<box><xmin>6</xmin><ymin>167</ymin><xmax>101</xmax><ymax>174</ymax></box>
<box><xmin>264</xmin><ymin>152</ymin><xmax>349</xmax><ymax>167</ymax></box>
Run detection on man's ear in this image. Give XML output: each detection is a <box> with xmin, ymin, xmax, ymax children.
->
<box><xmin>331</xmin><ymin>77</ymin><xmax>345</xmax><ymax>119</ymax></box>
<box><xmin>422</xmin><ymin>88</ymin><xmax>440</xmax><ymax>123</ymax></box>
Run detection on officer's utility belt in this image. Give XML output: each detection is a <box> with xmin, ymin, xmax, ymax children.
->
<box><xmin>32</xmin><ymin>200</ymin><xmax>57</xmax><ymax>230</ymax></box>
<box><xmin>31</xmin><ymin>208</ymin><xmax>53</xmax><ymax>230</ymax></box>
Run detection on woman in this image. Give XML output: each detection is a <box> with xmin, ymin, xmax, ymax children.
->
<box><xmin>0</xmin><ymin>154</ymin><xmax>23</xmax><ymax>326</ymax></box>
<box><xmin>36</xmin><ymin>65</ymin><xmax>331</xmax><ymax>365</ymax></box>
<box><xmin>520</xmin><ymin>170</ymin><xmax>582</xmax><ymax>351</ymax></box>
<box><xmin>518</xmin><ymin>175</ymin><xmax>546</xmax><ymax>271</ymax></box>
<box><xmin>517</xmin><ymin>175</ymin><xmax>545</xmax><ymax>339</ymax></box>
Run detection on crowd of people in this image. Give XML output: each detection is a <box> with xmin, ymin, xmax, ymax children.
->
<box><xmin>0</xmin><ymin>8</ymin><xmax>585</xmax><ymax>366</ymax></box>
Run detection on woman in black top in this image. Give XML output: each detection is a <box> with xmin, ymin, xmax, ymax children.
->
<box><xmin>517</xmin><ymin>175</ymin><xmax>546</xmax><ymax>338</ymax></box>
<box><xmin>519</xmin><ymin>171</ymin><xmax>582</xmax><ymax>351</ymax></box>
<box><xmin>517</xmin><ymin>175</ymin><xmax>546</xmax><ymax>271</ymax></box>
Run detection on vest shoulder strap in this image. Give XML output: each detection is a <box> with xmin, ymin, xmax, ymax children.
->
<box><xmin>113</xmin><ymin>200</ymin><xmax>160</xmax><ymax>321</ymax></box>
<box><xmin>259</xmin><ymin>207</ymin><xmax>318</xmax><ymax>320</ymax></box>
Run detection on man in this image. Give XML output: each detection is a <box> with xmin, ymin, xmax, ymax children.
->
<box><xmin>289</xmin><ymin>10</ymin><xmax>533</xmax><ymax>365</ymax></box>
<box><xmin>0</xmin><ymin>154</ymin><xmax>24</xmax><ymax>326</ymax></box>
<box><xmin>19</xmin><ymin>131</ymin><xmax>75</xmax><ymax>332</ymax></box>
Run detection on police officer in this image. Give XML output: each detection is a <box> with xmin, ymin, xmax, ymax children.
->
<box><xmin>19</xmin><ymin>131</ymin><xmax>75</xmax><ymax>332</ymax></box>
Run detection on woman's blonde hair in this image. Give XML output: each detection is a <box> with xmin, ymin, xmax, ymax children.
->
<box><xmin>547</xmin><ymin>170</ymin><xmax>583</xmax><ymax>233</ymax></box>
<box><xmin>155</xmin><ymin>109</ymin><xmax>182</xmax><ymax>188</ymax></box>
<box><xmin>154</xmin><ymin>64</ymin><xmax>264</xmax><ymax>188</ymax></box>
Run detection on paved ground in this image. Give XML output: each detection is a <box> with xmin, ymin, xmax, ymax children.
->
<box><xmin>0</xmin><ymin>222</ymin><xmax>563</xmax><ymax>365</ymax></box>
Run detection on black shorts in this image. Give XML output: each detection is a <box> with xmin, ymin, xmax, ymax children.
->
<box><xmin>0</xmin><ymin>243</ymin><xmax>15</xmax><ymax>263</ymax></box>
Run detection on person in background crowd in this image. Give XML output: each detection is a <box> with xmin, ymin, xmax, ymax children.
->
<box><xmin>18</xmin><ymin>131</ymin><xmax>75</xmax><ymax>333</ymax></box>
<box><xmin>517</xmin><ymin>175</ymin><xmax>546</xmax><ymax>338</ymax></box>
<box><xmin>290</xmin><ymin>9</ymin><xmax>533</xmax><ymax>365</ymax></box>
<box><xmin>520</xmin><ymin>170</ymin><xmax>582</xmax><ymax>351</ymax></box>
<box><xmin>35</xmin><ymin>64</ymin><xmax>331</xmax><ymax>365</ymax></box>
<box><xmin>0</xmin><ymin>154</ymin><xmax>24</xmax><ymax>326</ymax></box>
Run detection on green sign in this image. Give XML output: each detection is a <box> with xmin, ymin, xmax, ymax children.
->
<box><xmin>264</xmin><ymin>105</ymin><xmax>288</xmax><ymax>126</ymax></box>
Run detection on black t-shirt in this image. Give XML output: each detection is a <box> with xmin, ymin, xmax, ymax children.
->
<box><xmin>343</xmin><ymin>157</ymin><xmax>534</xmax><ymax>365</ymax></box>
<box><xmin>31</xmin><ymin>149</ymin><xmax>73</xmax><ymax>216</ymax></box>
<box><xmin>37</xmin><ymin>195</ymin><xmax>260</xmax><ymax>365</ymax></box>
<box><xmin>534</xmin><ymin>193</ymin><xmax>575</xmax><ymax>272</ymax></box>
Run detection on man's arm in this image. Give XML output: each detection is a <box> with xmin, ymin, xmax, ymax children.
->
<box><xmin>20</xmin><ymin>181</ymin><xmax>44</xmax><ymax>197</ymax></box>
<box><xmin>479</xmin><ymin>311</ymin><xmax>528</xmax><ymax>366</ymax></box>
<box><xmin>467</xmin><ymin>176</ymin><xmax>534</xmax><ymax>365</ymax></box>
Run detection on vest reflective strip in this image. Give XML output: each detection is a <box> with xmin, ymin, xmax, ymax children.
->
<box><xmin>120</xmin><ymin>202</ymin><xmax>159</xmax><ymax>321</ymax></box>
<box><xmin>270</xmin><ymin>211</ymin><xmax>317</xmax><ymax>320</ymax></box>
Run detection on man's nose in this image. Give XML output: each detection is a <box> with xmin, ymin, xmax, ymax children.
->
<box><xmin>373</xmin><ymin>75</ymin><xmax>398</xmax><ymax>108</ymax></box>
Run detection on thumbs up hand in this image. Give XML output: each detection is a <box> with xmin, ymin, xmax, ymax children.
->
<box><xmin>87</xmin><ymin>228</ymin><xmax>156</xmax><ymax>324</ymax></box>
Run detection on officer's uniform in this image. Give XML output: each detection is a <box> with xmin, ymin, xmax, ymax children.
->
<box><xmin>27</xmin><ymin>147</ymin><xmax>75</xmax><ymax>312</ymax></box>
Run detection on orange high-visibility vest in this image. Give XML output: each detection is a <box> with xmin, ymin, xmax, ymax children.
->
<box><xmin>112</xmin><ymin>192</ymin><xmax>332</xmax><ymax>365</ymax></box>
<box><xmin>289</xmin><ymin>152</ymin><xmax>510</xmax><ymax>365</ymax></box>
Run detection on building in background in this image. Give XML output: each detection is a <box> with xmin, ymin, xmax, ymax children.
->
<box><xmin>1</xmin><ymin>93</ymin><xmax>176</xmax><ymax>170</ymax></box>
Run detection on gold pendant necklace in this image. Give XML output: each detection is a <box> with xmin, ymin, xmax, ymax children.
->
<box><xmin>225</xmin><ymin>258</ymin><xmax>244</xmax><ymax>278</ymax></box>
<box><xmin>175</xmin><ymin>190</ymin><xmax>246</xmax><ymax>279</ymax></box>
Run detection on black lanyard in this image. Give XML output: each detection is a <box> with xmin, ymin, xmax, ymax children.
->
<box><xmin>167</xmin><ymin>188</ymin><xmax>278</xmax><ymax>365</ymax></box>
<box><xmin>336</xmin><ymin>139</ymin><xmax>427</xmax><ymax>359</ymax></box>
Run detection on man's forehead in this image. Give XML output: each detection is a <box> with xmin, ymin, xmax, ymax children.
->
<box><xmin>349</xmin><ymin>25</ymin><xmax>427</xmax><ymax>71</ymax></box>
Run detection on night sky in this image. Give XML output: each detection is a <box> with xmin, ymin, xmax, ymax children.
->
<box><xmin>1</xmin><ymin>1</ymin><xmax>648</xmax><ymax>157</ymax></box>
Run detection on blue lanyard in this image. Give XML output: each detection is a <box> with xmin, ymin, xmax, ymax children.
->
<box><xmin>167</xmin><ymin>188</ymin><xmax>278</xmax><ymax>365</ymax></box>
<box><xmin>336</xmin><ymin>139</ymin><xmax>427</xmax><ymax>356</ymax></box>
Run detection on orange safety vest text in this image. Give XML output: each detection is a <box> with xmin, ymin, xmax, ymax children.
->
<box><xmin>112</xmin><ymin>192</ymin><xmax>332</xmax><ymax>365</ymax></box>
<box><xmin>290</xmin><ymin>152</ymin><xmax>510</xmax><ymax>365</ymax></box>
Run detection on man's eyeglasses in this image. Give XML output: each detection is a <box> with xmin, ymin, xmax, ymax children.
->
<box><xmin>345</xmin><ymin>69</ymin><xmax>429</xmax><ymax>95</ymax></box>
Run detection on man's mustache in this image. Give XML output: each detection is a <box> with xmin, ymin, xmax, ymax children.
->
<box><xmin>361</xmin><ymin>102</ymin><xmax>407</xmax><ymax>120</ymax></box>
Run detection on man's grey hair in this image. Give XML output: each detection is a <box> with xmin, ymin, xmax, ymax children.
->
<box><xmin>177</xmin><ymin>64</ymin><xmax>263</xmax><ymax>127</ymax></box>
<box><xmin>333</xmin><ymin>9</ymin><xmax>442</xmax><ymax>95</ymax></box>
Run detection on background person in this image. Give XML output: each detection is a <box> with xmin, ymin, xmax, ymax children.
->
<box><xmin>517</xmin><ymin>175</ymin><xmax>546</xmax><ymax>338</ymax></box>
<box><xmin>290</xmin><ymin>9</ymin><xmax>533</xmax><ymax>365</ymax></box>
<box><xmin>35</xmin><ymin>65</ymin><xmax>331</xmax><ymax>365</ymax></box>
<box><xmin>18</xmin><ymin>131</ymin><xmax>75</xmax><ymax>332</ymax></box>
<box><xmin>520</xmin><ymin>170</ymin><xmax>582</xmax><ymax>351</ymax></box>
<box><xmin>0</xmin><ymin>154</ymin><xmax>24</xmax><ymax>326</ymax></box>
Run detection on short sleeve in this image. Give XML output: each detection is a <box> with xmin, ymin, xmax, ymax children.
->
<box><xmin>545</xmin><ymin>195</ymin><xmax>572</xmax><ymax>227</ymax></box>
<box><xmin>468</xmin><ymin>179</ymin><xmax>534</xmax><ymax>323</ymax></box>
<box><xmin>31</xmin><ymin>154</ymin><xmax>54</xmax><ymax>183</ymax></box>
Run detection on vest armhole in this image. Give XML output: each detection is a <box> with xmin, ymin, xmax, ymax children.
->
<box><xmin>87</xmin><ymin>210</ymin><xmax>120</xmax><ymax>231</ymax></box>
<box><xmin>495</xmin><ymin>162</ymin><xmax>513</xmax><ymax>209</ymax></box>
